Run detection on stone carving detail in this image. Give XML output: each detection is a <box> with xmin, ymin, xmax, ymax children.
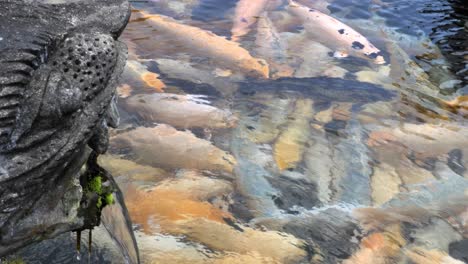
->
<box><xmin>0</xmin><ymin>0</ymin><xmax>131</xmax><ymax>256</ymax></box>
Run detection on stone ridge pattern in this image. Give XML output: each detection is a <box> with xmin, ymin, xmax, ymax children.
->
<box><xmin>0</xmin><ymin>0</ymin><xmax>130</xmax><ymax>256</ymax></box>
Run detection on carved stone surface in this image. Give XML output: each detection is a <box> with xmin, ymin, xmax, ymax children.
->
<box><xmin>0</xmin><ymin>0</ymin><xmax>131</xmax><ymax>256</ymax></box>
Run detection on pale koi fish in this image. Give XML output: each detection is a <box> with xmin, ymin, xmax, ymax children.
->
<box><xmin>138</xmin><ymin>11</ymin><xmax>270</xmax><ymax>78</ymax></box>
<box><xmin>231</xmin><ymin>0</ymin><xmax>270</xmax><ymax>42</ymax></box>
<box><xmin>288</xmin><ymin>0</ymin><xmax>386</xmax><ymax>64</ymax></box>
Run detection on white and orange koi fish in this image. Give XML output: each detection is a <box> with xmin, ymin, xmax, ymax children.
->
<box><xmin>124</xmin><ymin>60</ymin><xmax>166</xmax><ymax>92</ymax></box>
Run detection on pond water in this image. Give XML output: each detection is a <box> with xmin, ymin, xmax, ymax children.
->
<box><xmin>64</xmin><ymin>0</ymin><xmax>468</xmax><ymax>263</ymax></box>
<box><xmin>100</xmin><ymin>0</ymin><xmax>468</xmax><ymax>263</ymax></box>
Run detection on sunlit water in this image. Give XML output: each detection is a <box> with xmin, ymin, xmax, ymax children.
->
<box><xmin>18</xmin><ymin>0</ymin><xmax>468</xmax><ymax>263</ymax></box>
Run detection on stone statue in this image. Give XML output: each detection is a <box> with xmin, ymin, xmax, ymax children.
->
<box><xmin>0</xmin><ymin>0</ymin><xmax>136</xmax><ymax>259</ymax></box>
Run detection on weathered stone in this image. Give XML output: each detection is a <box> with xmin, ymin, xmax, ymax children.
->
<box><xmin>15</xmin><ymin>226</ymin><xmax>127</xmax><ymax>264</ymax></box>
<box><xmin>0</xmin><ymin>0</ymin><xmax>137</xmax><ymax>258</ymax></box>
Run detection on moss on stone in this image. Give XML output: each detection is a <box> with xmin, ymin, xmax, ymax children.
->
<box><xmin>85</xmin><ymin>174</ymin><xmax>115</xmax><ymax>209</ymax></box>
<box><xmin>96</xmin><ymin>196</ymin><xmax>103</xmax><ymax>209</ymax></box>
<box><xmin>2</xmin><ymin>256</ymin><xmax>25</xmax><ymax>264</ymax></box>
<box><xmin>104</xmin><ymin>193</ymin><xmax>114</xmax><ymax>205</ymax></box>
<box><xmin>87</xmin><ymin>175</ymin><xmax>102</xmax><ymax>195</ymax></box>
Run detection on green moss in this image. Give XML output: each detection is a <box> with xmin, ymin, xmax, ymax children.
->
<box><xmin>104</xmin><ymin>193</ymin><xmax>114</xmax><ymax>205</ymax></box>
<box><xmin>2</xmin><ymin>256</ymin><xmax>25</xmax><ymax>264</ymax></box>
<box><xmin>88</xmin><ymin>175</ymin><xmax>102</xmax><ymax>195</ymax></box>
<box><xmin>96</xmin><ymin>196</ymin><xmax>103</xmax><ymax>209</ymax></box>
<box><xmin>85</xmin><ymin>174</ymin><xmax>115</xmax><ymax>210</ymax></box>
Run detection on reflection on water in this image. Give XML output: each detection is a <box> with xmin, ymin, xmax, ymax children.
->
<box><xmin>105</xmin><ymin>0</ymin><xmax>467</xmax><ymax>263</ymax></box>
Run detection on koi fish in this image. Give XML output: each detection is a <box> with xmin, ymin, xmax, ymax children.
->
<box><xmin>295</xmin><ymin>0</ymin><xmax>334</xmax><ymax>14</ymax></box>
<box><xmin>368</xmin><ymin>122</ymin><xmax>468</xmax><ymax>157</ymax></box>
<box><xmin>255</xmin><ymin>12</ymin><xmax>295</xmax><ymax>78</ymax></box>
<box><xmin>138</xmin><ymin>11</ymin><xmax>270</xmax><ymax>78</ymax></box>
<box><xmin>274</xmin><ymin>99</ymin><xmax>315</xmax><ymax>171</ymax></box>
<box><xmin>111</xmin><ymin>125</ymin><xmax>237</xmax><ymax>173</ymax></box>
<box><xmin>231</xmin><ymin>0</ymin><xmax>270</xmax><ymax>42</ymax></box>
<box><xmin>154</xmin><ymin>58</ymin><xmax>243</xmax><ymax>96</ymax></box>
<box><xmin>288</xmin><ymin>0</ymin><xmax>385</xmax><ymax>64</ymax></box>
<box><xmin>124</xmin><ymin>60</ymin><xmax>166</xmax><ymax>92</ymax></box>
<box><xmin>125</xmin><ymin>93</ymin><xmax>238</xmax><ymax>129</ymax></box>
